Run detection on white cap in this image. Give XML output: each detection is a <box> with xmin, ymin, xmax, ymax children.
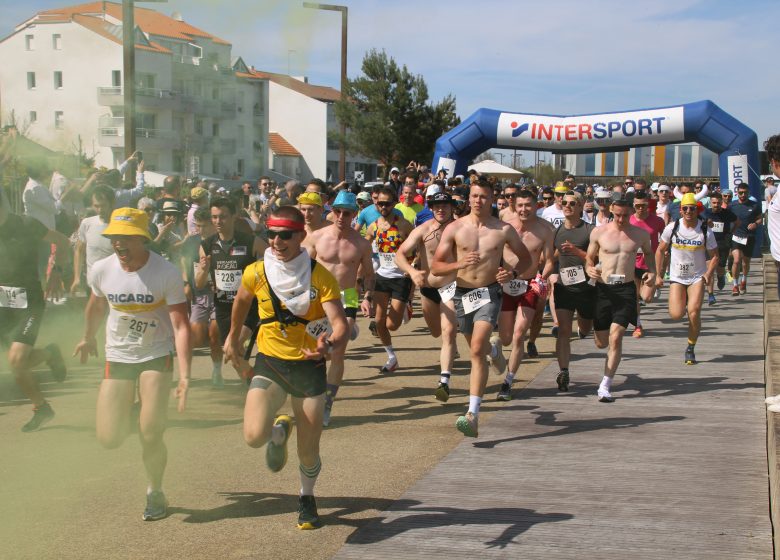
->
<box><xmin>426</xmin><ymin>184</ymin><xmax>442</xmax><ymax>197</ymax></box>
<box><xmin>650</xmin><ymin>182</ymin><xmax>660</xmax><ymax>191</ymax></box>
<box><xmin>658</xmin><ymin>184</ymin><xmax>671</xmax><ymax>192</ymax></box>
<box><xmin>390</xmin><ymin>167</ymin><xmax>400</xmax><ymax>174</ymax></box>
<box><xmin>594</xmin><ymin>187</ymin><xmax>611</xmax><ymax>199</ymax></box>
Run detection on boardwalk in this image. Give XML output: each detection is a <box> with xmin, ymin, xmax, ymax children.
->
<box><xmin>335</xmin><ymin>267</ymin><xmax>772</xmax><ymax>560</ymax></box>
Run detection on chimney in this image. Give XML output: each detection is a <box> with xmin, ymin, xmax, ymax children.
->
<box><xmin>171</xmin><ymin>11</ymin><xmax>184</xmax><ymax>21</ymax></box>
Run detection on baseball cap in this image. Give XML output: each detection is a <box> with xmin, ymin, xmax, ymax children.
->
<box><xmin>658</xmin><ymin>184</ymin><xmax>671</xmax><ymax>192</ymax></box>
<box><xmin>429</xmin><ymin>192</ymin><xmax>454</xmax><ymax>205</ymax></box>
<box><xmin>595</xmin><ymin>188</ymin><xmax>611</xmax><ymax>199</ymax></box>
<box><xmin>190</xmin><ymin>186</ymin><xmax>208</xmax><ymax>200</ymax></box>
<box><xmin>332</xmin><ymin>190</ymin><xmax>358</xmax><ymax>212</ymax></box>
<box><xmin>101</xmin><ymin>208</ymin><xmax>152</xmax><ymax>240</ymax></box>
<box><xmin>297</xmin><ymin>192</ymin><xmax>323</xmax><ymax>207</ymax></box>
<box><xmin>356</xmin><ymin>191</ymin><xmax>371</xmax><ymax>202</ymax></box>
<box><xmin>554</xmin><ymin>182</ymin><xmax>568</xmax><ymax>194</ymax></box>
<box><xmin>426</xmin><ymin>184</ymin><xmax>443</xmax><ymax>198</ymax></box>
<box><xmin>681</xmin><ymin>193</ymin><xmax>697</xmax><ymax>207</ymax></box>
<box><xmin>390</xmin><ymin>167</ymin><xmax>400</xmax><ymax>174</ymax></box>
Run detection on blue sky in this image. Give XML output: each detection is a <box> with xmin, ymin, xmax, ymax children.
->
<box><xmin>3</xmin><ymin>0</ymin><xmax>778</xmax><ymax>167</ymax></box>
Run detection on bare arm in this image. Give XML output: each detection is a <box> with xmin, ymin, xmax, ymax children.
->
<box><xmin>431</xmin><ymin>222</ymin><xmax>467</xmax><ymax>277</ymax></box>
<box><xmin>395</xmin><ymin>228</ymin><xmax>425</xmax><ymax>286</ymax></box>
<box><xmin>585</xmin><ymin>231</ymin><xmax>602</xmax><ymax>280</ymax></box>
<box><xmin>195</xmin><ymin>245</ymin><xmax>210</xmax><ymax>290</ymax></box>
<box><xmin>70</xmin><ymin>239</ymin><xmax>85</xmax><ymax>294</ymax></box>
<box><xmin>654</xmin><ymin>239</ymin><xmax>669</xmax><ymax>287</ymax></box>
<box><xmin>505</xmin><ymin>226</ymin><xmax>532</xmax><ymax>276</ymax></box>
<box><xmin>223</xmin><ymin>285</ymin><xmax>254</xmax><ymax>369</ymax></box>
<box><xmin>539</xmin><ymin>233</ymin><xmax>555</xmax><ymax>279</ymax></box>
<box><xmin>169</xmin><ymin>302</ymin><xmax>192</xmax><ymax>412</ymax></box>
<box><xmin>73</xmin><ymin>294</ymin><xmax>108</xmax><ymax>362</ymax></box>
<box><xmin>42</xmin><ymin>229</ymin><xmax>71</xmax><ymax>299</ymax></box>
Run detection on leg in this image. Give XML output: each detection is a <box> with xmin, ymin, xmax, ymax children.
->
<box><xmin>421</xmin><ymin>296</ymin><xmax>442</xmax><ymax>338</ymax></box>
<box><xmin>667</xmin><ymin>283</ymin><xmax>688</xmax><ymax>320</ymax></box>
<box><xmin>605</xmin><ymin>323</ymin><xmax>627</xmax><ymax>378</ymax></box>
<box><xmin>686</xmin><ymin>281</ymin><xmax>706</xmax><ymax>343</ymax></box>
<box><xmin>506</xmin><ymin>306</ymin><xmax>535</xmax><ymax>376</ymax></box>
<box><xmin>555</xmin><ymin>308</ymin><xmax>575</xmax><ymax>370</ymax></box>
<box><xmin>373</xmin><ymin>291</ymin><xmax>392</xmax><ymax>346</ymax></box>
<box><xmin>731</xmin><ymin>248</ymin><xmax>742</xmax><ymax>286</ymax></box>
<box><xmin>291</xmin><ymin>393</ymin><xmax>326</xmax><ymax>529</ymax></box>
<box><xmin>439</xmin><ymin>302</ymin><xmax>457</xmax><ymax>374</ymax></box>
<box><xmin>468</xmin><ymin>321</ymin><xmax>494</xmax><ymax>399</ymax></box>
<box><xmin>385</xmin><ymin>298</ymin><xmax>407</xmax><ymax>332</ymax></box>
<box><xmin>137</xmin><ymin>369</ymin><xmax>173</xmax><ymax>492</ymax></box>
<box><xmin>243</xmin><ymin>379</ymin><xmax>288</xmax><ymax>448</ymax></box>
<box><xmin>8</xmin><ymin>343</ymin><xmax>48</xmax><ymax>407</ymax></box>
<box><xmin>95</xmin><ymin>378</ymin><xmax>136</xmax><ymax>448</ymax></box>
<box><xmin>190</xmin><ymin>321</ymin><xmax>209</xmax><ymax>348</ymax></box>
<box><xmin>498</xmin><ymin>309</ymin><xmax>515</xmax><ymax>347</ymax></box>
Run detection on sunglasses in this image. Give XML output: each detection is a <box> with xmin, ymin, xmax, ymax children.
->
<box><xmin>681</xmin><ymin>206</ymin><xmax>697</xmax><ymax>213</ymax></box>
<box><xmin>376</xmin><ymin>201</ymin><xmax>394</xmax><ymax>208</ymax></box>
<box><xmin>737</xmin><ymin>191</ymin><xmax>748</xmax><ymax>196</ymax></box>
<box><xmin>542</xmin><ymin>196</ymin><xmax>554</xmax><ymax>201</ymax></box>
<box><xmin>634</xmin><ymin>204</ymin><xmax>648</xmax><ymax>209</ymax></box>
<box><xmin>267</xmin><ymin>230</ymin><xmax>296</xmax><ymax>240</ymax></box>
<box><xmin>561</xmin><ymin>201</ymin><xmax>578</xmax><ymax>207</ymax></box>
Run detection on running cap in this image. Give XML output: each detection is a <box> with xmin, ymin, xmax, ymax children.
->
<box><xmin>331</xmin><ymin>191</ymin><xmax>358</xmax><ymax>212</ymax></box>
<box><xmin>190</xmin><ymin>186</ymin><xmax>208</xmax><ymax>200</ymax></box>
<box><xmin>650</xmin><ymin>182</ymin><xmax>660</xmax><ymax>191</ymax></box>
<box><xmin>681</xmin><ymin>193</ymin><xmax>697</xmax><ymax>207</ymax></box>
<box><xmin>390</xmin><ymin>167</ymin><xmax>400</xmax><ymax>174</ymax></box>
<box><xmin>658</xmin><ymin>184</ymin><xmax>671</xmax><ymax>192</ymax></box>
<box><xmin>101</xmin><ymin>208</ymin><xmax>152</xmax><ymax>240</ymax></box>
<box><xmin>356</xmin><ymin>191</ymin><xmax>371</xmax><ymax>202</ymax></box>
<box><xmin>297</xmin><ymin>192</ymin><xmax>323</xmax><ymax>207</ymax></box>
<box><xmin>594</xmin><ymin>188</ymin><xmax>612</xmax><ymax>199</ymax></box>
<box><xmin>429</xmin><ymin>192</ymin><xmax>455</xmax><ymax>205</ymax></box>
<box><xmin>554</xmin><ymin>182</ymin><xmax>568</xmax><ymax>193</ymax></box>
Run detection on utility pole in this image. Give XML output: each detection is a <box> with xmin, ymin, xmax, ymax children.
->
<box><xmin>122</xmin><ymin>0</ymin><xmax>136</xmax><ymax>160</ymax></box>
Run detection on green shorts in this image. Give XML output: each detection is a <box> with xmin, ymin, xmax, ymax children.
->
<box><xmin>341</xmin><ymin>287</ymin><xmax>359</xmax><ymax>319</ymax></box>
<box><xmin>250</xmin><ymin>353</ymin><xmax>326</xmax><ymax>398</ymax></box>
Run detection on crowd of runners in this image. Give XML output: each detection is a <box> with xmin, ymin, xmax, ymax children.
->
<box><xmin>3</xmin><ymin>135</ymin><xmax>780</xmax><ymax>529</ymax></box>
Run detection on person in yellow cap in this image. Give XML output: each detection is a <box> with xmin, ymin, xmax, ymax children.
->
<box><xmin>655</xmin><ymin>193</ymin><xmax>719</xmax><ymax>365</ymax></box>
<box><xmin>73</xmin><ymin>207</ymin><xmax>192</xmax><ymax>521</ymax></box>
<box><xmin>187</xmin><ymin>185</ymin><xmax>209</xmax><ymax>236</ymax></box>
<box><xmin>297</xmin><ymin>192</ymin><xmax>325</xmax><ymax>235</ymax></box>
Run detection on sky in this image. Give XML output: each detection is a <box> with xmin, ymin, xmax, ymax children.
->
<box><xmin>3</xmin><ymin>0</ymin><xmax>778</xmax><ymax>168</ymax></box>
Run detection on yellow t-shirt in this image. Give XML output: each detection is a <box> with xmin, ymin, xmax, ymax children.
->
<box><xmin>241</xmin><ymin>260</ymin><xmax>341</xmax><ymax>360</ymax></box>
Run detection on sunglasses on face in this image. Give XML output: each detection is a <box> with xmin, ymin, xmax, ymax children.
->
<box><xmin>634</xmin><ymin>204</ymin><xmax>648</xmax><ymax>209</ymax></box>
<box><xmin>561</xmin><ymin>201</ymin><xmax>578</xmax><ymax>207</ymax></box>
<box><xmin>681</xmin><ymin>206</ymin><xmax>697</xmax><ymax>213</ymax></box>
<box><xmin>543</xmin><ymin>196</ymin><xmax>553</xmax><ymax>201</ymax></box>
<box><xmin>267</xmin><ymin>230</ymin><xmax>296</xmax><ymax>240</ymax></box>
<box><xmin>376</xmin><ymin>201</ymin><xmax>394</xmax><ymax>208</ymax></box>
<box><xmin>737</xmin><ymin>191</ymin><xmax>748</xmax><ymax>196</ymax></box>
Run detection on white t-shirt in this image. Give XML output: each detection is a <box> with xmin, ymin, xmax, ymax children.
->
<box><xmin>89</xmin><ymin>251</ymin><xmax>186</xmax><ymax>363</ymax></box>
<box><xmin>541</xmin><ymin>205</ymin><xmax>565</xmax><ymax>228</ymax></box>
<box><xmin>660</xmin><ymin>220</ymin><xmax>717</xmax><ymax>285</ymax></box>
<box><xmin>769</xmin><ymin>194</ymin><xmax>780</xmax><ymax>262</ymax></box>
<box><xmin>78</xmin><ymin>215</ymin><xmax>113</xmax><ymax>276</ymax></box>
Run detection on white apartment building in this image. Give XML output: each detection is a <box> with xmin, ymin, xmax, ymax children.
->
<box><xmin>562</xmin><ymin>143</ymin><xmax>720</xmax><ymax>178</ymax></box>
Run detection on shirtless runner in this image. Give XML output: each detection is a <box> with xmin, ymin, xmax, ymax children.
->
<box><xmin>585</xmin><ymin>198</ymin><xmax>656</xmax><ymax>403</ymax></box>
<box><xmin>304</xmin><ymin>191</ymin><xmax>374</xmax><ymax>426</ymax></box>
<box><xmin>432</xmin><ymin>180</ymin><xmax>532</xmax><ymax>437</ymax></box>
<box><xmin>492</xmin><ymin>189</ymin><xmax>554</xmax><ymax>401</ymax></box>
<box><xmin>396</xmin><ymin>192</ymin><xmax>458</xmax><ymax>402</ymax></box>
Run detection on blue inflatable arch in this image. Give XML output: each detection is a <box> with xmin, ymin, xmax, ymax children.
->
<box><xmin>432</xmin><ymin>100</ymin><xmax>759</xmax><ymax>198</ymax></box>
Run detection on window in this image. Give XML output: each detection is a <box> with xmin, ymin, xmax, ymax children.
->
<box><xmin>25</xmin><ymin>35</ymin><xmax>34</xmax><ymax>51</ymax></box>
<box><xmin>678</xmin><ymin>145</ymin><xmax>693</xmax><ymax>176</ymax></box>
<box><xmin>212</xmin><ymin>122</ymin><xmax>219</xmax><ymax>137</ymax></box>
<box><xmin>604</xmin><ymin>152</ymin><xmax>616</xmax><ymax>176</ymax></box>
<box><xmin>212</xmin><ymin>157</ymin><xmax>220</xmax><ymax>174</ymax></box>
<box><xmin>29</xmin><ymin>111</ymin><xmax>37</xmax><ymax>124</ymax></box>
<box><xmin>195</xmin><ymin>119</ymin><xmax>203</xmax><ymax>135</ymax></box>
<box><xmin>173</xmin><ymin>151</ymin><xmax>184</xmax><ymax>173</ymax></box>
<box><xmin>52</xmin><ymin>34</ymin><xmax>62</xmax><ymax>50</ymax></box>
<box><xmin>237</xmin><ymin>159</ymin><xmax>244</xmax><ymax>175</ymax></box>
<box><xmin>27</xmin><ymin>72</ymin><xmax>36</xmax><ymax>89</ymax></box>
<box><xmin>112</xmin><ymin>70</ymin><xmax>121</xmax><ymax>87</ymax></box>
<box><xmin>54</xmin><ymin>71</ymin><xmax>63</xmax><ymax>89</ymax></box>
<box><xmin>54</xmin><ymin>111</ymin><xmax>64</xmax><ymax>129</ymax></box>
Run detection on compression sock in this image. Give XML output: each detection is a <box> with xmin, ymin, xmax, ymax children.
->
<box><xmin>740</xmin><ymin>274</ymin><xmax>746</xmax><ymax>284</ymax></box>
<box><xmin>468</xmin><ymin>395</ymin><xmax>482</xmax><ymax>416</ymax></box>
<box><xmin>299</xmin><ymin>458</ymin><xmax>322</xmax><ymax>496</ymax></box>
<box><xmin>504</xmin><ymin>371</ymin><xmax>516</xmax><ymax>385</ymax></box>
<box><xmin>733</xmin><ymin>277</ymin><xmax>739</xmax><ymax>286</ymax></box>
<box><xmin>440</xmin><ymin>372</ymin><xmax>451</xmax><ymax>385</ymax></box>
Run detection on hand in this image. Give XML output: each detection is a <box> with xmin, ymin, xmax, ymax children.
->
<box><xmin>702</xmin><ymin>272</ymin><xmax>712</xmax><ymax>286</ymax></box>
<box><xmin>70</xmin><ymin>277</ymin><xmax>81</xmax><ymax>295</ymax></box>
<box><xmin>458</xmin><ymin>250</ymin><xmax>481</xmax><ymax>270</ymax></box>
<box><xmin>360</xmin><ymin>298</ymin><xmax>373</xmax><ymax>318</ymax></box>
<box><xmin>222</xmin><ymin>337</ymin><xmax>243</xmax><ymax>370</ymax></box>
<box><xmin>301</xmin><ymin>333</ymin><xmax>330</xmax><ymax>360</ymax></box>
<box><xmin>45</xmin><ymin>269</ymin><xmax>64</xmax><ymax>300</ymax></box>
<box><xmin>73</xmin><ymin>337</ymin><xmax>98</xmax><ymax>363</ymax></box>
<box><xmin>138</xmin><ymin>159</ymin><xmax>145</xmax><ymax>172</ymax></box>
<box><xmin>642</xmin><ymin>272</ymin><xmax>656</xmax><ymax>288</ymax></box>
<box><xmin>199</xmin><ymin>253</ymin><xmax>211</xmax><ymax>272</ymax></box>
<box><xmin>159</xmin><ymin>220</ymin><xmax>174</xmax><ymax>234</ymax></box>
<box><xmin>586</xmin><ymin>265</ymin><xmax>602</xmax><ymax>281</ymax></box>
<box><xmin>747</xmin><ymin>223</ymin><xmax>756</xmax><ymax>231</ymax></box>
<box><xmin>410</xmin><ymin>269</ymin><xmax>426</xmax><ymax>288</ymax></box>
<box><xmin>560</xmin><ymin>241</ymin><xmax>578</xmax><ymax>256</ymax></box>
<box><xmin>655</xmin><ymin>275</ymin><xmax>664</xmax><ymax>288</ymax></box>
<box><xmin>495</xmin><ymin>267</ymin><xmax>513</xmax><ymax>284</ymax></box>
<box><xmin>532</xmin><ymin>273</ymin><xmax>548</xmax><ymax>299</ymax></box>
<box><xmin>175</xmin><ymin>378</ymin><xmax>189</xmax><ymax>413</ymax></box>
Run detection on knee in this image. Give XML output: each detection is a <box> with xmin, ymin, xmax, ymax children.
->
<box><xmin>244</xmin><ymin>425</ymin><xmax>270</xmax><ymax>449</ymax></box>
<box><xmin>97</xmin><ymin>430</ymin><xmax>125</xmax><ymax>450</ymax></box>
<box><xmin>139</xmin><ymin>425</ymin><xmax>165</xmax><ymax>448</ymax></box>
<box><xmin>557</xmin><ymin>322</ymin><xmax>572</xmax><ymax>338</ymax></box>
<box><xmin>669</xmin><ymin>309</ymin><xmax>685</xmax><ymax>320</ymax></box>
<box><xmin>688</xmin><ymin>308</ymin><xmax>700</xmax><ymax>321</ymax></box>
<box><xmin>386</xmin><ymin>318</ymin><xmax>401</xmax><ymax>331</ymax></box>
<box><xmin>8</xmin><ymin>353</ymin><xmax>28</xmax><ymax>376</ymax></box>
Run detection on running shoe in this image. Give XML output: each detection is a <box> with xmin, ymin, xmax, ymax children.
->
<box><xmin>456</xmin><ymin>412</ymin><xmax>478</xmax><ymax>437</ymax></box>
<box><xmin>368</xmin><ymin>320</ymin><xmax>378</xmax><ymax>337</ymax></box>
<box><xmin>45</xmin><ymin>344</ymin><xmax>67</xmax><ymax>382</ymax></box>
<box><xmin>765</xmin><ymin>394</ymin><xmax>780</xmax><ymax>405</ymax></box>
<box><xmin>497</xmin><ymin>382</ymin><xmax>511</xmax><ymax>401</ymax></box>
<box><xmin>297</xmin><ymin>495</ymin><xmax>323</xmax><ymax>530</ymax></box>
<box><xmin>769</xmin><ymin>404</ymin><xmax>780</xmax><ymax>414</ymax></box>
<box><xmin>556</xmin><ymin>370</ymin><xmax>570</xmax><ymax>392</ymax></box>
<box><xmin>211</xmin><ymin>371</ymin><xmax>224</xmax><ymax>388</ymax></box>
<box><xmin>717</xmin><ymin>275</ymin><xmax>725</xmax><ymax>291</ymax></box>
<box><xmin>739</xmin><ymin>280</ymin><xmax>746</xmax><ymax>294</ymax></box>
<box><xmin>526</xmin><ymin>341</ymin><xmax>539</xmax><ymax>358</ymax></box>
<box><xmin>632</xmin><ymin>326</ymin><xmax>643</xmax><ymax>338</ymax></box>
<box><xmin>350</xmin><ymin>323</ymin><xmax>360</xmax><ymax>341</ymax></box>
<box><xmin>142</xmin><ymin>490</ymin><xmax>168</xmax><ymax>521</ymax></box>
<box><xmin>732</xmin><ymin>285</ymin><xmax>740</xmax><ymax>296</ymax></box>
<box><xmin>577</xmin><ymin>328</ymin><xmax>588</xmax><ymax>339</ymax></box>
<box><xmin>551</xmin><ymin>325</ymin><xmax>559</xmax><ymax>338</ymax></box>
<box><xmin>266</xmin><ymin>415</ymin><xmax>292</xmax><ymax>472</ymax></box>
<box><xmin>684</xmin><ymin>345</ymin><xmax>696</xmax><ymax>365</ymax></box>
<box><xmin>380</xmin><ymin>356</ymin><xmax>398</xmax><ymax>373</ymax></box>
<box><xmin>434</xmin><ymin>382</ymin><xmax>450</xmax><ymax>403</ymax></box>
<box><xmin>21</xmin><ymin>401</ymin><xmax>54</xmax><ymax>432</ymax></box>
<box><xmin>543</xmin><ymin>303</ymin><xmax>551</xmax><ymax>317</ymax></box>
<box><xmin>487</xmin><ymin>335</ymin><xmax>506</xmax><ymax>375</ymax></box>
<box><xmin>597</xmin><ymin>389</ymin><xmax>615</xmax><ymax>403</ymax></box>
<box><xmin>707</xmin><ymin>294</ymin><xmax>716</xmax><ymax>306</ymax></box>
<box><xmin>725</xmin><ymin>271</ymin><xmax>733</xmax><ymax>283</ymax></box>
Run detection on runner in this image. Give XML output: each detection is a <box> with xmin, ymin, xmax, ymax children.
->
<box><xmin>432</xmin><ymin>179</ymin><xmax>532</xmax><ymax>437</ymax></box>
<box><xmin>702</xmin><ymin>191</ymin><xmax>739</xmax><ymax>304</ymax></box>
<box><xmin>541</xmin><ymin>183</ymin><xmax>567</xmax><ymax>228</ymax></box>
<box><xmin>493</xmin><ymin>189</ymin><xmax>554</xmax><ymax>401</ymax></box>
<box><xmin>396</xmin><ymin>191</ymin><xmax>458</xmax><ymax>402</ymax></box>
<box><xmin>729</xmin><ymin>184</ymin><xmax>762</xmax><ymax>295</ymax></box>
<box><xmin>304</xmin><ymin>191</ymin><xmax>374</xmax><ymax>425</ymax></box>
<box><xmin>223</xmin><ymin>206</ymin><xmax>348</xmax><ymax>530</ymax></box>
<box><xmin>73</xmin><ymin>207</ymin><xmax>191</xmax><ymax>521</ymax></box>
<box><xmin>585</xmin><ymin>198</ymin><xmax>656</xmax><ymax>403</ymax></box>
<box><xmin>1</xmin><ymin>194</ymin><xmax>70</xmax><ymax>431</ymax></box>
<box><xmin>196</xmin><ymin>197</ymin><xmax>266</xmax><ymax>380</ymax></box>
<box><xmin>71</xmin><ymin>185</ymin><xmax>114</xmax><ymax>295</ymax></box>
<box><xmin>298</xmin><ymin>192</ymin><xmax>326</xmax><ymax>235</ymax></box>
<box><xmin>655</xmin><ymin>194</ymin><xmax>718</xmax><ymax>365</ymax></box>
<box><xmin>629</xmin><ymin>191</ymin><xmax>665</xmax><ymax>337</ymax></box>
<box><xmin>551</xmin><ymin>191</ymin><xmax>596</xmax><ymax>391</ymax></box>
<box><xmin>365</xmin><ymin>187</ymin><xmax>414</xmax><ymax>372</ymax></box>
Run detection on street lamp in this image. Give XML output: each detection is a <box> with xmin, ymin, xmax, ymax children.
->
<box><xmin>496</xmin><ymin>153</ymin><xmax>504</xmax><ymax>165</ymax></box>
<box><xmin>303</xmin><ymin>2</ymin><xmax>347</xmax><ymax>182</ymax></box>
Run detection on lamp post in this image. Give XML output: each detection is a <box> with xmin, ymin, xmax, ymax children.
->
<box><xmin>303</xmin><ymin>2</ymin><xmax>347</xmax><ymax>182</ymax></box>
<box><xmin>496</xmin><ymin>153</ymin><xmax>504</xmax><ymax>165</ymax></box>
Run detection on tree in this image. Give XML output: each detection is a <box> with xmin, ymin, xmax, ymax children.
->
<box><xmin>333</xmin><ymin>49</ymin><xmax>460</xmax><ymax>169</ymax></box>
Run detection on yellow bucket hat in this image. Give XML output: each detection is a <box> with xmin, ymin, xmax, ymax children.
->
<box><xmin>297</xmin><ymin>192</ymin><xmax>323</xmax><ymax>207</ymax></box>
<box><xmin>680</xmin><ymin>193</ymin><xmax>697</xmax><ymax>207</ymax></box>
<box><xmin>102</xmin><ymin>208</ymin><xmax>152</xmax><ymax>240</ymax></box>
<box><xmin>554</xmin><ymin>182</ymin><xmax>569</xmax><ymax>194</ymax></box>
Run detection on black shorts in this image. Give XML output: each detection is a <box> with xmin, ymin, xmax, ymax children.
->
<box><xmin>717</xmin><ymin>244</ymin><xmax>730</xmax><ymax>265</ymax></box>
<box><xmin>0</xmin><ymin>301</ymin><xmax>45</xmax><ymax>348</ymax></box>
<box><xmin>594</xmin><ymin>282</ymin><xmax>638</xmax><ymax>331</ymax></box>
<box><xmin>553</xmin><ymin>282</ymin><xmax>596</xmax><ymax>320</ymax></box>
<box><xmin>635</xmin><ymin>267</ymin><xmax>648</xmax><ymax>280</ymax></box>
<box><xmin>344</xmin><ymin>306</ymin><xmax>357</xmax><ymax>319</ymax></box>
<box><xmin>214</xmin><ymin>300</ymin><xmax>260</xmax><ymax>345</ymax></box>
<box><xmin>731</xmin><ymin>236</ymin><xmax>756</xmax><ymax>256</ymax></box>
<box><xmin>104</xmin><ymin>353</ymin><xmax>173</xmax><ymax>381</ymax></box>
<box><xmin>420</xmin><ymin>286</ymin><xmax>442</xmax><ymax>304</ymax></box>
<box><xmin>374</xmin><ymin>274</ymin><xmax>413</xmax><ymax>303</ymax></box>
<box><xmin>250</xmin><ymin>352</ymin><xmax>326</xmax><ymax>398</ymax></box>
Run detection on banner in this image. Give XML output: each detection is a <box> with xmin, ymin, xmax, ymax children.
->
<box><xmin>726</xmin><ymin>154</ymin><xmax>749</xmax><ymax>190</ymax></box>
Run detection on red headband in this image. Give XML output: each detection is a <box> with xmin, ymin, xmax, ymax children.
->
<box><xmin>266</xmin><ymin>218</ymin><xmax>304</xmax><ymax>231</ymax></box>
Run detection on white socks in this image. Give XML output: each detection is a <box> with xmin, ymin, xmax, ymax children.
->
<box><xmin>468</xmin><ymin>395</ymin><xmax>482</xmax><ymax>416</ymax></box>
<box><xmin>599</xmin><ymin>376</ymin><xmax>612</xmax><ymax>393</ymax></box>
<box><xmin>504</xmin><ymin>371</ymin><xmax>516</xmax><ymax>385</ymax></box>
<box><xmin>440</xmin><ymin>371</ymin><xmax>451</xmax><ymax>385</ymax></box>
<box><xmin>384</xmin><ymin>345</ymin><xmax>396</xmax><ymax>360</ymax></box>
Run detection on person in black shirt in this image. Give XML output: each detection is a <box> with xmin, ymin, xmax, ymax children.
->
<box><xmin>702</xmin><ymin>191</ymin><xmax>739</xmax><ymax>303</ymax></box>
<box><xmin>729</xmin><ymin>185</ymin><xmax>763</xmax><ymax>295</ymax></box>
<box><xmin>0</xmin><ymin>192</ymin><xmax>71</xmax><ymax>431</ymax></box>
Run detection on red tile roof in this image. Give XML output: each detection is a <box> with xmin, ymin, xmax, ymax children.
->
<box><xmin>71</xmin><ymin>13</ymin><xmax>170</xmax><ymax>53</ymax></box>
<box><xmin>237</xmin><ymin>69</ymin><xmax>341</xmax><ymax>102</ymax></box>
<box><xmin>268</xmin><ymin>133</ymin><xmax>302</xmax><ymax>157</ymax></box>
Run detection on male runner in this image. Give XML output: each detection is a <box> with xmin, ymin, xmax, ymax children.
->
<box><xmin>551</xmin><ymin>191</ymin><xmax>595</xmax><ymax>391</ymax></box>
<box><xmin>432</xmin><ymin>180</ymin><xmax>531</xmax><ymax>436</ymax></box>
<box><xmin>298</xmin><ymin>192</ymin><xmax>326</xmax><ymax>235</ymax></box>
<box><xmin>729</xmin><ymin>184</ymin><xmax>762</xmax><ymax>295</ymax></box>
<box><xmin>396</xmin><ymin>192</ymin><xmax>458</xmax><ymax>402</ymax></box>
<box><xmin>224</xmin><ymin>206</ymin><xmax>348</xmax><ymax>530</ymax></box>
<box><xmin>71</xmin><ymin>185</ymin><xmax>114</xmax><ymax>294</ymax></box>
<box><xmin>541</xmin><ymin>183</ymin><xmax>567</xmax><ymax>228</ymax></box>
<box><xmin>498</xmin><ymin>184</ymin><xmax>519</xmax><ymax>221</ymax></box>
<box><xmin>493</xmin><ymin>189</ymin><xmax>554</xmax><ymax>401</ymax></box>
<box><xmin>702</xmin><ymin>191</ymin><xmax>739</xmax><ymax>304</ymax></box>
<box><xmin>365</xmin><ymin>187</ymin><xmax>414</xmax><ymax>372</ymax></box>
<box><xmin>304</xmin><ymin>191</ymin><xmax>374</xmax><ymax>425</ymax></box>
<box><xmin>629</xmin><ymin>191</ymin><xmax>665</xmax><ymax>337</ymax></box>
<box><xmin>73</xmin><ymin>207</ymin><xmax>191</xmax><ymax>521</ymax></box>
<box><xmin>655</xmin><ymin>193</ymin><xmax>718</xmax><ymax>364</ymax></box>
<box><xmin>585</xmin><ymin>199</ymin><xmax>656</xmax><ymax>403</ymax></box>
<box><xmin>1</xmin><ymin>194</ymin><xmax>70</xmax><ymax>431</ymax></box>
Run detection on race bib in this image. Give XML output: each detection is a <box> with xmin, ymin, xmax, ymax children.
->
<box><xmin>560</xmin><ymin>265</ymin><xmax>586</xmax><ymax>286</ymax></box>
<box><xmin>502</xmin><ymin>279</ymin><xmax>528</xmax><ymax>296</ymax></box>
<box><xmin>116</xmin><ymin>315</ymin><xmax>158</xmax><ymax>345</ymax></box>
<box><xmin>305</xmin><ymin>317</ymin><xmax>333</xmax><ymax>340</ymax></box>
<box><xmin>378</xmin><ymin>252</ymin><xmax>396</xmax><ymax>269</ymax></box>
<box><xmin>732</xmin><ymin>235</ymin><xmax>747</xmax><ymax>246</ymax></box>
<box><xmin>438</xmin><ymin>281</ymin><xmax>456</xmax><ymax>303</ymax></box>
<box><xmin>712</xmin><ymin>222</ymin><xmax>724</xmax><ymax>233</ymax></box>
<box><xmin>215</xmin><ymin>269</ymin><xmax>242</xmax><ymax>292</ymax></box>
<box><xmin>0</xmin><ymin>286</ymin><xmax>28</xmax><ymax>309</ymax></box>
<box><xmin>462</xmin><ymin>287</ymin><xmax>490</xmax><ymax>315</ymax></box>
<box><xmin>607</xmin><ymin>274</ymin><xmax>626</xmax><ymax>285</ymax></box>
<box><xmin>677</xmin><ymin>262</ymin><xmax>694</xmax><ymax>280</ymax></box>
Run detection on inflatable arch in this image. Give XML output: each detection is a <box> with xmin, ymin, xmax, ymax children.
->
<box><xmin>432</xmin><ymin>100</ymin><xmax>760</xmax><ymax>198</ymax></box>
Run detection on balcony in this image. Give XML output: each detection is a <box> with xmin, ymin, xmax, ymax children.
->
<box><xmin>97</xmin><ymin>86</ymin><xmax>184</xmax><ymax>109</ymax></box>
<box><xmin>98</xmin><ymin>126</ymin><xmax>181</xmax><ymax>150</ymax></box>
